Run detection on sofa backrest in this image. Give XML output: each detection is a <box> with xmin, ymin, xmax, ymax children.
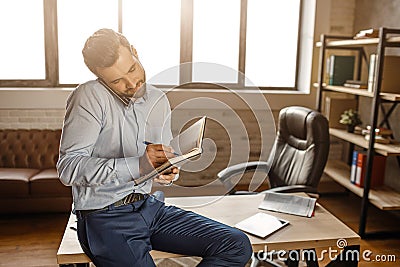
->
<box><xmin>0</xmin><ymin>129</ymin><xmax>61</xmax><ymax>169</ymax></box>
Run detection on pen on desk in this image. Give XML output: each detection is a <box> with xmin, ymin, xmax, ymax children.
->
<box><xmin>143</xmin><ymin>141</ymin><xmax>180</xmax><ymax>156</ymax></box>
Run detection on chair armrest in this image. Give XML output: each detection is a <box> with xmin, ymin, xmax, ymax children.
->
<box><xmin>217</xmin><ymin>161</ymin><xmax>270</xmax><ymax>182</ymax></box>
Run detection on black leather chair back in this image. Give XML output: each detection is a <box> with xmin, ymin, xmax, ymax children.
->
<box><xmin>267</xmin><ymin>106</ymin><xmax>329</xmax><ymax>189</ymax></box>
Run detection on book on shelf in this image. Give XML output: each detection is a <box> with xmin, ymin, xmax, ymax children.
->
<box><xmin>134</xmin><ymin>116</ymin><xmax>207</xmax><ymax>185</ymax></box>
<box><xmin>343</xmin><ymin>80</ymin><xmax>368</xmax><ymax>89</ymax></box>
<box><xmin>367</xmin><ymin>54</ymin><xmax>377</xmax><ymax>93</ymax></box>
<box><xmin>354</xmin><ymin>28</ymin><xmax>379</xmax><ymax>39</ymax></box>
<box><xmin>362</xmin><ymin>126</ymin><xmax>393</xmax><ymax>144</ymax></box>
<box><xmin>355</xmin><ymin>152</ymin><xmax>386</xmax><ymax>188</ymax></box>
<box><xmin>362</xmin><ymin>126</ymin><xmax>393</xmax><ymax>136</ymax></box>
<box><xmin>258</xmin><ymin>192</ymin><xmax>317</xmax><ymax>218</ymax></box>
<box><xmin>328</xmin><ymin>55</ymin><xmax>355</xmax><ymax>86</ymax></box>
<box><xmin>350</xmin><ymin>150</ymin><xmax>358</xmax><ymax>184</ymax></box>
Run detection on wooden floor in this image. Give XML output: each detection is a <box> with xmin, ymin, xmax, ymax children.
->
<box><xmin>0</xmin><ymin>193</ymin><xmax>399</xmax><ymax>267</ymax></box>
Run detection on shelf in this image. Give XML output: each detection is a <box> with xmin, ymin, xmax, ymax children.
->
<box><xmin>316</xmin><ymin>36</ymin><xmax>400</xmax><ymax>48</ymax></box>
<box><xmin>324</xmin><ymin>160</ymin><xmax>400</xmax><ymax>210</ymax></box>
<box><xmin>323</xmin><ymin>85</ymin><xmax>373</xmax><ymax>97</ymax></box>
<box><xmin>313</xmin><ymin>84</ymin><xmax>400</xmax><ymax>101</ymax></box>
<box><xmin>380</xmin><ymin>92</ymin><xmax>400</xmax><ymax>101</ymax></box>
<box><xmin>329</xmin><ymin>128</ymin><xmax>400</xmax><ymax>156</ymax></box>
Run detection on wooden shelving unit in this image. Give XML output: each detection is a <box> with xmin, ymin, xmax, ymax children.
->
<box><xmin>315</xmin><ymin>27</ymin><xmax>400</xmax><ymax>238</ymax></box>
<box><xmin>325</xmin><ymin>160</ymin><xmax>400</xmax><ymax>210</ymax></box>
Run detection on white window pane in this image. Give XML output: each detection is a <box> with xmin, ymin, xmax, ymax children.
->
<box><xmin>0</xmin><ymin>0</ymin><xmax>45</xmax><ymax>79</ymax></box>
<box><xmin>123</xmin><ymin>0</ymin><xmax>181</xmax><ymax>85</ymax></box>
<box><xmin>192</xmin><ymin>0</ymin><xmax>240</xmax><ymax>83</ymax></box>
<box><xmin>58</xmin><ymin>0</ymin><xmax>118</xmax><ymax>84</ymax></box>
<box><xmin>245</xmin><ymin>0</ymin><xmax>300</xmax><ymax>87</ymax></box>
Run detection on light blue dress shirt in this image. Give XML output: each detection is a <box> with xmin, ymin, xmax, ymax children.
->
<box><xmin>57</xmin><ymin>80</ymin><xmax>173</xmax><ymax>210</ymax></box>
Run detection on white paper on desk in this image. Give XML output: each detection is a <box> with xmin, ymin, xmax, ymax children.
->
<box><xmin>258</xmin><ymin>192</ymin><xmax>317</xmax><ymax>218</ymax></box>
<box><xmin>235</xmin><ymin>213</ymin><xmax>289</xmax><ymax>238</ymax></box>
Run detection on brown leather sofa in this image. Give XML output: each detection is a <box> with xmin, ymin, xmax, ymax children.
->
<box><xmin>0</xmin><ymin>129</ymin><xmax>72</xmax><ymax>213</ymax></box>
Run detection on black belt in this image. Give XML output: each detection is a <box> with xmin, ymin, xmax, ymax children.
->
<box><xmin>77</xmin><ymin>193</ymin><xmax>148</xmax><ymax>218</ymax></box>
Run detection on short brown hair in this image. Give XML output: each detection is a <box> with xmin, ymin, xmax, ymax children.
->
<box><xmin>82</xmin><ymin>28</ymin><xmax>131</xmax><ymax>74</ymax></box>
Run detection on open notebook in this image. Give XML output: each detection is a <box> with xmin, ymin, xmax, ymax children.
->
<box><xmin>134</xmin><ymin>116</ymin><xmax>206</xmax><ymax>185</ymax></box>
<box><xmin>235</xmin><ymin>213</ymin><xmax>289</xmax><ymax>238</ymax></box>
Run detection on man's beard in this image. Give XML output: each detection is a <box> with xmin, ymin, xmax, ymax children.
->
<box><xmin>131</xmin><ymin>71</ymin><xmax>146</xmax><ymax>99</ymax></box>
<box><xmin>132</xmin><ymin>82</ymin><xmax>146</xmax><ymax>99</ymax></box>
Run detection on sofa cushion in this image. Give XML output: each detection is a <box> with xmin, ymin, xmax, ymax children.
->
<box><xmin>0</xmin><ymin>168</ymin><xmax>40</xmax><ymax>197</ymax></box>
<box><xmin>0</xmin><ymin>129</ymin><xmax>61</xmax><ymax>169</ymax></box>
<box><xmin>30</xmin><ymin>169</ymin><xmax>71</xmax><ymax>197</ymax></box>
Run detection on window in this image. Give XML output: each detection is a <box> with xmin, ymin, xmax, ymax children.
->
<box><xmin>122</xmin><ymin>0</ymin><xmax>181</xmax><ymax>85</ymax></box>
<box><xmin>192</xmin><ymin>0</ymin><xmax>240</xmax><ymax>83</ymax></box>
<box><xmin>0</xmin><ymin>0</ymin><xmax>45</xmax><ymax>80</ymax></box>
<box><xmin>245</xmin><ymin>0</ymin><xmax>300</xmax><ymax>88</ymax></box>
<box><xmin>57</xmin><ymin>0</ymin><xmax>118</xmax><ymax>84</ymax></box>
<box><xmin>0</xmin><ymin>0</ymin><xmax>303</xmax><ymax>90</ymax></box>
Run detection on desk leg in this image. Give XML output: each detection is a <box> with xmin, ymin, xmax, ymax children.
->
<box><xmin>304</xmin><ymin>249</ymin><xmax>319</xmax><ymax>267</ymax></box>
<box><xmin>286</xmin><ymin>250</ymin><xmax>300</xmax><ymax>267</ymax></box>
<box><xmin>286</xmin><ymin>249</ymin><xmax>319</xmax><ymax>267</ymax></box>
<box><xmin>326</xmin><ymin>245</ymin><xmax>360</xmax><ymax>267</ymax></box>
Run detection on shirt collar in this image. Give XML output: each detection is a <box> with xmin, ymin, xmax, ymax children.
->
<box><xmin>97</xmin><ymin>78</ymin><xmax>148</xmax><ymax>106</ymax></box>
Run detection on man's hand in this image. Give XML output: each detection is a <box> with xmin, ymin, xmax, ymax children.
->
<box><xmin>154</xmin><ymin>167</ymin><xmax>179</xmax><ymax>185</ymax></box>
<box><xmin>139</xmin><ymin>144</ymin><xmax>179</xmax><ymax>184</ymax></box>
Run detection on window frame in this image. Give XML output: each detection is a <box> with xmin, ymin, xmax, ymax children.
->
<box><xmin>0</xmin><ymin>0</ymin><xmax>303</xmax><ymax>91</ymax></box>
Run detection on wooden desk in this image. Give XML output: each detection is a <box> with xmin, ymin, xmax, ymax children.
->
<box><xmin>57</xmin><ymin>194</ymin><xmax>360</xmax><ymax>265</ymax></box>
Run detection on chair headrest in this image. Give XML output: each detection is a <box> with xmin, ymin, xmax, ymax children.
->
<box><xmin>278</xmin><ymin>106</ymin><xmax>328</xmax><ymax>150</ymax></box>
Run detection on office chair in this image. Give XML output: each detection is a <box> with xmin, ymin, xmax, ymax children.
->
<box><xmin>218</xmin><ymin>106</ymin><xmax>330</xmax><ymax>267</ymax></box>
<box><xmin>218</xmin><ymin>106</ymin><xmax>329</xmax><ymax>195</ymax></box>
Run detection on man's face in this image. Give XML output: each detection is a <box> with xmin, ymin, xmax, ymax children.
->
<box><xmin>96</xmin><ymin>45</ymin><xmax>146</xmax><ymax>99</ymax></box>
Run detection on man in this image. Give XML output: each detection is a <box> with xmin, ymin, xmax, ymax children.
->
<box><xmin>57</xmin><ymin>28</ymin><xmax>252</xmax><ymax>267</ymax></box>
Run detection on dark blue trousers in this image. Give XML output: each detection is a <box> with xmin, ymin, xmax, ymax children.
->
<box><xmin>77</xmin><ymin>195</ymin><xmax>252</xmax><ymax>266</ymax></box>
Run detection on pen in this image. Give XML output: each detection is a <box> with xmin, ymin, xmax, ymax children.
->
<box><xmin>143</xmin><ymin>141</ymin><xmax>180</xmax><ymax>156</ymax></box>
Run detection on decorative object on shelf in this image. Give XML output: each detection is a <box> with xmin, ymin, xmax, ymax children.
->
<box><xmin>339</xmin><ymin>109</ymin><xmax>362</xmax><ymax>133</ymax></box>
<box><xmin>324</xmin><ymin>97</ymin><xmax>357</xmax><ymax>129</ymax></box>
<box><xmin>362</xmin><ymin>126</ymin><xmax>393</xmax><ymax>144</ymax></box>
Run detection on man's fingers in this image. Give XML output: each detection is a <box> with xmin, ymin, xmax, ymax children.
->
<box><xmin>157</xmin><ymin>173</ymin><xmax>174</xmax><ymax>182</ymax></box>
<box><xmin>160</xmin><ymin>167</ymin><xmax>179</xmax><ymax>175</ymax></box>
<box><xmin>147</xmin><ymin>144</ymin><xmax>176</xmax><ymax>160</ymax></box>
<box><xmin>147</xmin><ymin>144</ymin><xmax>174</xmax><ymax>153</ymax></box>
<box><xmin>154</xmin><ymin>177</ymin><xmax>172</xmax><ymax>185</ymax></box>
